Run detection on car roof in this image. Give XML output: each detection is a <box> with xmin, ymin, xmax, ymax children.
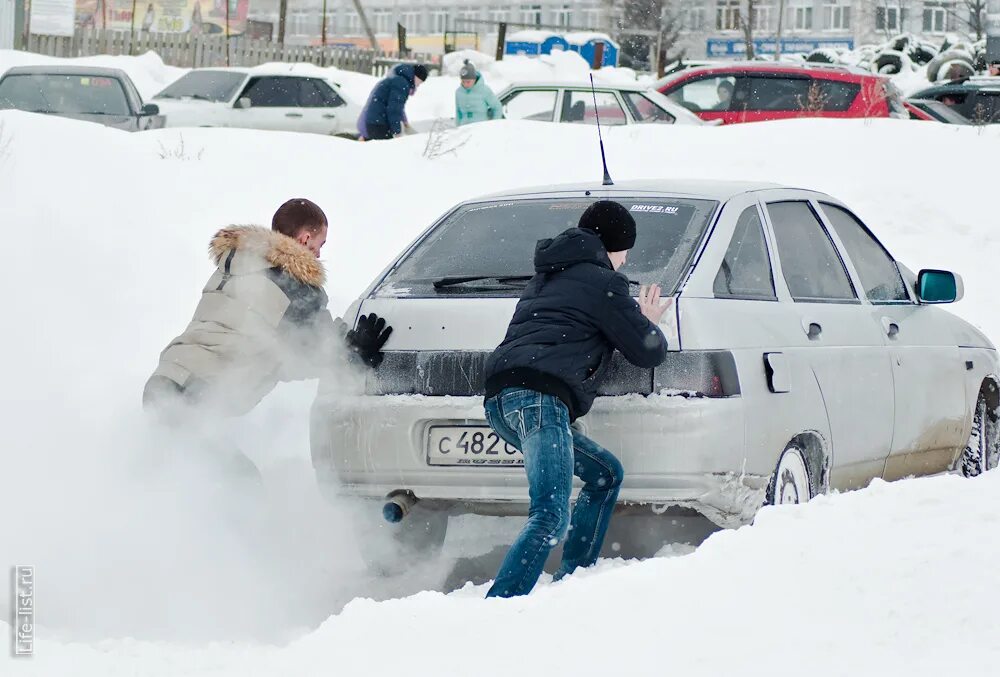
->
<box><xmin>183</xmin><ymin>64</ymin><xmax>332</xmax><ymax>77</ymax></box>
<box><xmin>655</xmin><ymin>61</ymin><xmax>873</xmax><ymax>87</ymax></box>
<box><xmin>471</xmin><ymin>179</ymin><xmax>786</xmax><ymax>202</ymax></box>
<box><xmin>500</xmin><ymin>81</ymin><xmax>650</xmax><ymax>92</ymax></box>
<box><xmin>3</xmin><ymin>65</ymin><xmax>130</xmax><ymax>79</ymax></box>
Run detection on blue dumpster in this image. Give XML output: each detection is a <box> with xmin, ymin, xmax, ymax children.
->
<box><xmin>505</xmin><ymin>30</ymin><xmax>570</xmax><ymax>57</ymax></box>
<box><xmin>565</xmin><ymin>32</ymin><xmax>619</xmax><ymax>68</ymax></box>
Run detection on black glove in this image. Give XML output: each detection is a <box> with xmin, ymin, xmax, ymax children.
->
<box><xmin>345</xmin><ymin>313</ymin><xmax>393</xmax><ymax>368</ymax></box>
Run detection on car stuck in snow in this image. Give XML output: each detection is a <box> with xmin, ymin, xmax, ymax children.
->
<box><xmin>310</xmin><ymin>179</ymin><xmax>998</xmax><ymax>560</ymax></box>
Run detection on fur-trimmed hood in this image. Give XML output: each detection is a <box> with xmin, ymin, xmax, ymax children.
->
<box><xmin>209</xmin><ymin>225</ymin><xmax>325</xmax><ymax>287</ymax></box>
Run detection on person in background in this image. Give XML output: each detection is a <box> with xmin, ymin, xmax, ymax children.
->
<box><xmin>481</xmin><ymin>201</ymin><xmax>669</xmax><ymax>598</ymax></box>
<box><xmin>713</xmin><ymin>80</ymin><xmax>734</xmax><ymax>111</ymax></box>
<box><xmin>360</xmin><ymin>63</ymin><xmax>427</xmax><ymax>140</ymax></box>
<box><xmin>454</xmin><ymin>60</ymin><xmax>503</xmax><ymax>127</ymax></box>
<box><xmin>990</xmin><ymin>60</ymin><xmax>1000</xmax><ymax>78</ymax></box>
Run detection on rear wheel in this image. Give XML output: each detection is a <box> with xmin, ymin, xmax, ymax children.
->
<box><xmin>765</xmin><ymin>445</ymin><xmax>812</xmax><ymax>506</ymax></box>
<box><xmin>960</xmin><ymin>388</ymin><xmax>999</xmax><ymax>478</ymax></box>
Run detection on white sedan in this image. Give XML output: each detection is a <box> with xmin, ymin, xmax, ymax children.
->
<box><xmin>497</xmin><ymin>81</ymin><xmax>707</xmax><ymax>125</ymax></box>
<box><xmin>152</xmin><ymin>65</ymin><xmax>361</xmax><ymax>137</ymax></box>
<box><xmin>312</xmin><ymin>179</ymin><xmax>997</xmax><ymax>565</ymax></box>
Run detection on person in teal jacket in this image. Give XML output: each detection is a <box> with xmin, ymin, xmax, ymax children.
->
<box><xmin>455</xmin><ymin>60</ymin><xmax>503</xmax><ymax>127</ymax></box>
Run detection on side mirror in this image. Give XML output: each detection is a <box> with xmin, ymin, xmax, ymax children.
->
<box><xmin>234</xmin><ymin>97</ymin><xmax>251</xmax><ymax>109</ymax></box>
<box><xmin>140</xmin><ymin>103</ymin><xmax>159</xmax><ymax>116</ymax></box>
<box><xmin>917</xmin><ymin>269</ymin><xmax>964</xmax><ymax>304</ymax></box>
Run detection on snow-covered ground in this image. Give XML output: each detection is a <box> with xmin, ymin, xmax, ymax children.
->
<box><xmin>2</xmin><ymin>106</ymin><xmax>1000</xmax><ymax>675</ymax></box>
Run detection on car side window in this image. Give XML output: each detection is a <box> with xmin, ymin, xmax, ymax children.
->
<box><xmin>623</xmin><ymin>92</ymin><xmax>675</xmax><ymax>124</ymax></box>
<box><xmin>713</xmin><ymin>206</ymin><xmax>776</xmax><ymax>301</ymax></box>
<box><xmin>970</xmin><ymin>92</ymin><xmax>1000</xmax><ymax>124</ymax></box>
<box><xmin>745</xmin><ymin>76</ymin><xmax>813</xmax><ymax>111</ymax></box>
<box><xmin>562</xmin><ymin>90</ymin><xmax>627</xmax><ymax>125</ymax></box>
<box><xmin>819</xmin><ymin>203</ymin><xmax>910</xmax><ymax>304</ymax></box>
<box><xmin>240</xmin><ymin>77</ymin><xmax>300</xmax><ymax>107</ymax></box>
<box><xmin>666</xmin><ymin>75</ymin><xmax>738</xmax><ymax>112</ymax></box>
<box><xmin>501</xmin><ymin>89</ymin><xmax>557</xmax><ymax>121</ymax></box>
<box><xmin>297</xmin><ymin>79</ymin><xmax>344</xmax><ymax>107</ymax></box>
<box><xmin>815</xmin><ymin>80</ymin><xmax>861</xmax><ymax>111</ymax></box>
<box><xmin>767</xmin><ymin>201</ymin><xmax>857</xmax><ymax>303</ymax></box>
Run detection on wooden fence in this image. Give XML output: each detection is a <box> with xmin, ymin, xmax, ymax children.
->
<box><xmin>25</xmin><ymin>29</ymin><xmax>437</xmax><ymax>76</ymax></box>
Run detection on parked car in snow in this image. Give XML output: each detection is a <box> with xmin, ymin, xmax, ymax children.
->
<box><xmin>152</xmin><ymin>66</ymin><xmax>361</xmax><ymax>137</ymax></box>
<box><xmin>904</xmin><ymin>98</ymin><xmax>971</xmax><ymax>124</ymax></box>
<box><xmin>497</xmin><ymin>82</ymin><xmax>705</xmax><ymax>126</ymax></box>
<box><xmin>655</xmin><ymin>63</ymin><xmax>908</xmax><ymax>124</ymax></box>
<box><xmin>311</xmin><ymin>179</ymin><xmax>998</xmax><ymax>561</ymax></box>
<box><xmin>910</xmin><ymin>77</ymin><xmax>1000</xmax><ymax>124</ymax></box>
<box><xmin>0</xmin><ymin>65</ymin><xmax>163</xmax><ymax>131</ymax></box>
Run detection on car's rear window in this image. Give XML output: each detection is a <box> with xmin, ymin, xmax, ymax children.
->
<box><xmin>376</xmin><ymin>197</ymin><xmax>718</xmax><ymax>298</ymax></box>
<box><xmin>154</xmin><ymin>70</ymin><xmax>245</xmax><ymax>102</ymax></box>
<box><xmin>0</xmin><ymin>74</ymin><xmax>130</xmax><ymax>115</ymax></box>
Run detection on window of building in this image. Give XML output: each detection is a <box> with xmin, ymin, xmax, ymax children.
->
<box><xmin>431</xmin><ymin>10</ymin><xmax>448</xmax><ymax>33</ymax></box>
<box><xmin>490</xmin><ymin>8</ymin><xmax>509</xmax><ymax>25</ymax></box>
<box><xmin>401</xmin><ymin>11</ymin><xmax>422</xmax><ymax>34</ymax></box>
<box><xmin>343</xmin><ymin>11</ymin><xmax>361</xmax><ymax>35</ymax></box>
<box><xmin>788</xmin><ymin>1</ymin><xmax>813</xmax><ymax>31</ymax></box>
<box><xmin>520</xmin><ymin>5</ymin><xmax>543</xmax><ymax>27</ymax></box>
<box><xmin>751</xmin><ymin>2</ymin><xmax>772</xmax><ymax>31</ymax></box>
<box><xmin>374</xmin><ymin>9</ymin><xmax>392</xmax><ymax>35</ymax></box>
<box><xmin>553</xmin><ymin>5</ymin><xmax>572</xmax><ymax>27</ymax></box>
<box><xmin>823</xmin><ymin>1</ymin><xmax>850</xmax><ymax>30</ymax></box>
<box><xmin>923</xmin><ymin>1</ymin><xmax>955</xmax><ymax>33</ymax></box>
<box><xmin>684</xmin><ymin>5</ymin><xmax>707</xmax><ymax>31</ymax></box>
<box><xmin>875</xmin><ymin>4</ymin><xmax>903</xmax><ymax>32</ymax></box>
<box><xmin>716</xmin><ymin>0</ymin><xmax>740</xmax><ymax>31</ymax></box>
<box><xmin>581</xmin><ymin>8</ymin><xmax>600</xmax><ymax>28</ymax></box>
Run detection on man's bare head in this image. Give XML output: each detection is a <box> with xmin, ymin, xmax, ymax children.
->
<box><xmin>272</xmin><ymin>198</ymin><xmax>328</xmax><ymax>258</ymax></box>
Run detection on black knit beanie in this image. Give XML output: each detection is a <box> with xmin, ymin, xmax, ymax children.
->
<box><xmin>578</xmin><ymin>200</ymin><xmax>637</xmax><ymax>252</ymax></box>
<box><xmin>413</xmin><ymin>64</ymin><xmax>429</xmax><ymax>81</ymax></box>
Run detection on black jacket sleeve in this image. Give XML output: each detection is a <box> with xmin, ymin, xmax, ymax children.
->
<box><xmin>599</xmin><ymin>274</ymin><xmax>668</xmax><ymax>368</ymax></box>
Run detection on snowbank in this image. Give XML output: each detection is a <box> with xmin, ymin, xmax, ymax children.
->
<box><xmin>1</xmin><ymin>112</ymin><xmax>999</xmax><ymax>673</ymax></box>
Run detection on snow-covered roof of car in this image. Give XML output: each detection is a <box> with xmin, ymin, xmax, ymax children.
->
<box><xmin>472</xmin><ymin>179</ymin><xmax>784</xmax><ymax>202</ymax></box>
<box><xmin>3</xmin><ymin>65</ymin><xmax>130</xmax><ymax>78</ymax></box>
<box><xmin>499</xmin><ymin>81</ymin><xmax>657</xmax><ymax>93</ymax></box>
<box><xmin>181</xmin><ymin>63</ymin><xmax>335</xmax><ymax>77</ymax></box>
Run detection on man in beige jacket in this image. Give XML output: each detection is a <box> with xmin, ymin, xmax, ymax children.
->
<box><xmin>144</xmin><ymin>198</ymin><xmax>390</xmax><ymax>476</ymax></box>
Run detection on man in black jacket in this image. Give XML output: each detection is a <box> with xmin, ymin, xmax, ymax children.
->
<box><xmin>483</xmin><ymin>200</ymin><xmax>669</xmax><ymax>598</ymax></box>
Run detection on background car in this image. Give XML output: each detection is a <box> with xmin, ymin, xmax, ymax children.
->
<box><xmin>152</xmin><ymin>65</ymin><xmax>361</xmax><ymax>137</ymax></box>
<box><xmin>497</xmin><ymin>82</ymin><xmax>705</xmax><ymax>126</ymax></box>
<box><xmin>904</xmin><ymin>98</ymin><xmax>971</xmax><ymax>124</ymax></box>
<box><xmin>655</xmin><ymin>63</ymin><xmax>907</xmax><ymax>124</ymax></box>
<box><xmin>0</xmin><ymin>66</ymin><xmax>163</xmax><ymax>132</ymax></box>
<box><xmin>311</xmin><ymin>179</ymin><xmax>997</xmax><ymax>564</ymax></box>
<box><xmin>910</xmin><ymin>76</ymin><xmax>1000</xmax><ymax>124</ymax></box>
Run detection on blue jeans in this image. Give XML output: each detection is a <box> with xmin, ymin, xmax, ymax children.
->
<box><xmin>484</xmin><ymin>388</ymin><xmax>624</xmax><ymax>598</ymax></box>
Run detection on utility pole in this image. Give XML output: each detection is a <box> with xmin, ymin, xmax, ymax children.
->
<box><xmin>774</xmin><ymin>0</ymin><xmax>785</xmax><ymax>60</ymax></box>
<box><xmin>278</xmin><ymin>0</ymin><xmax>287</xmax><ymax>44</ymax></box>
<box><xmin>351</xmin><ymin>0</ymin><xmax>379</xmax><ymax>51</ymax></box>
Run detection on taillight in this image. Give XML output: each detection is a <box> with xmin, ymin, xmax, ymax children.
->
<box><xmin>653</xmin><ymin>351</ymin><xmax>741</xmax><ymax>398</ymax></box>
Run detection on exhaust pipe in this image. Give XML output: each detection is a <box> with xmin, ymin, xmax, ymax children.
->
<box><xmin>382</xmin><ymin>490</ymin><xmax>418</xmax><ymax>523</ymax></box>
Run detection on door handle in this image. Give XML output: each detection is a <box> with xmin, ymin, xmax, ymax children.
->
<box><xmin>285</xmin><ymin>112</ymin><xmax>304</xmax><ymax>118</ymax></box>
<box><xmin>881</xmin><ymin>317</ymin><xmax>900</xmax><ymax>338</ymax></box>
<box><xmin>322</xmin><ymin>113</ymin><xmax>337</xmax><ymax>119</ymax></box>
<box><xmin>801</xmin><ymin>319</ymin><xmax>822</xmax><ymax>340</ymax></box>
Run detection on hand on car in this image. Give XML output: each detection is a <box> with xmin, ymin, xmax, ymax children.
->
<box><xmin>345</xmin><ymin>313</ymin><xmax>393</xmax><ymax>368</ymax></box>
<box><xmin>638</xmin><ymin>284</ymin><xmax>671</xmax><ymax>325</ymax></box>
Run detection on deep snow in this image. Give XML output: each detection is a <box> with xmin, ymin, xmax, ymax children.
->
<box><xmin>2</xmin><ymin>100</ymin><xmax>1000</xmax><ymax>674</ymax></box>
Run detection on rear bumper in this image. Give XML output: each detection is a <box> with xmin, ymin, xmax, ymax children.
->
<box><xmin>310</xmin><ymin>393</ymin><xmax>767</xmax><ymax>527</ymax></box>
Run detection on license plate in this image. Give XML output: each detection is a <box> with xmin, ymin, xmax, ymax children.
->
<box><xmin>427</xmin><ymin>425</ymin><xmax>524</xmax><ymax>467</ymax></box>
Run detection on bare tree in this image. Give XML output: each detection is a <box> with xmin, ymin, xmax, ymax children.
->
<box><xmin>876</xmin><ymin>0</ymin><xmax>905</xmax><ymax>41</ymax></box>
<box><xmin>774</xmin><ymin>0</ymin><xmax>786</xmax><ymax>60</ymax></box>
<box><xmin>616</xmin><ymin>0</ymin><xmax>684</xmax><ymax>70</ymax></box>
<box><xmin>739</xmin><ymin>0</ymin><xmax>757</xmax><ymax>60</ymax></box>
<box><xmin>946</xmin><ymin>0</ymin><xmax>988</xmax><ymax>40</ymax></box>
<box><xmin>351</xmin><ymin>0</ymin><xmax>380</xmax><ymax>51</ymax></box>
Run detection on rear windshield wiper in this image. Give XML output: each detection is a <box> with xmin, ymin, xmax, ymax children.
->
<box><xmin>432</xmin><ymin>275</ymin><xmax>533</xmax><ymax>289</ymax></box>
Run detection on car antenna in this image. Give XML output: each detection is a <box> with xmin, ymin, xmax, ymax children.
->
<box><xmin>589</xmin><ymin>73</ymin><xmax>614</xmax><ymax>186</ymax></box>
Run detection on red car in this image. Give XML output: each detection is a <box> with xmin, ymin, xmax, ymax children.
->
<box><xmin>655</xmin><ymin>63</ymin><xmax>908</xmax><ymax>125</ymax></box>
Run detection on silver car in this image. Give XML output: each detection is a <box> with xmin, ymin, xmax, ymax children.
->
<box><xmin>497</xmin><ymin>81</ymin><xmax>705</xmax><ymax>126</ymax></box>
<box><xmin>0</xmin><ymin>66</ymin><xmax>163</xmax><ymax>131</ymax></box>
<box><xmin>311</xmin><ymin>180</ymin><xmax>998</xmax><ymax>557</ymax></box>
